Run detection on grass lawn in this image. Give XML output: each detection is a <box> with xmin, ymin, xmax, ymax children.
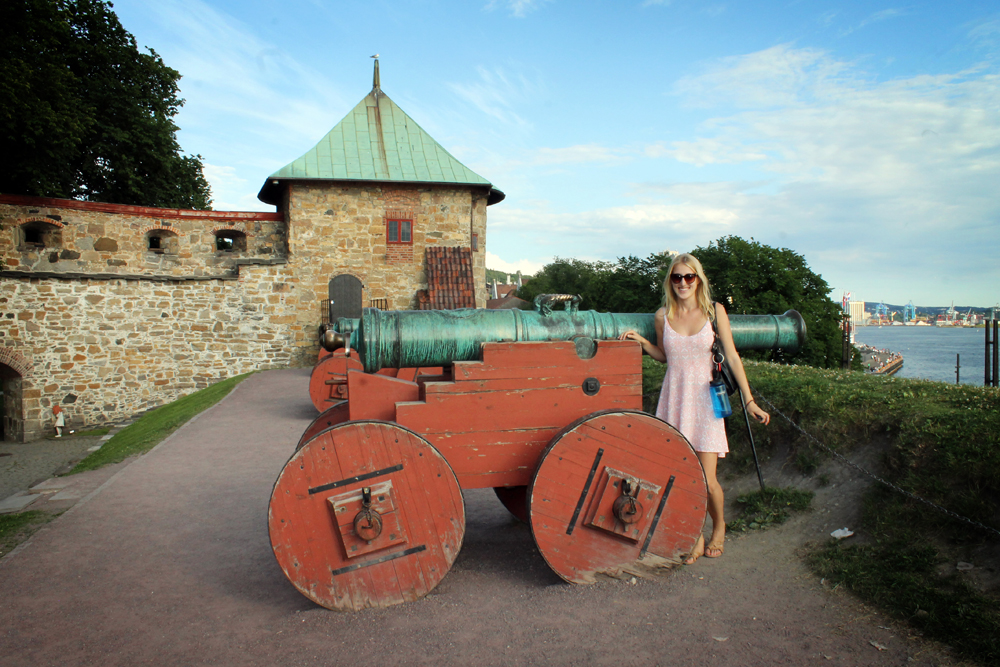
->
<box><xmin>71</xmin><ymin>373</ymin><xmax>253</xmax><ymax>474</ymax></box>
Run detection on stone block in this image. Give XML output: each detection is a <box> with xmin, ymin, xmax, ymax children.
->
<box><xmin>0</xmin><ymin>491</ymin><xmax>39</xmax><ymax>514</ymax></box>
<box><xmin>30</xmin><ymin>477</ymin><xmax>74</xmax><ymax>494</ymax></box>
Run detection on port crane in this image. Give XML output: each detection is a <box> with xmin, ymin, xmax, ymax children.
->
<box><xmin>875</xmin><ymin>302</ymin><xmax>890</xmax><ymax>324</ymax></box>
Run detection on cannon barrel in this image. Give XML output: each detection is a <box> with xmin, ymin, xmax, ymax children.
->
<box><xmin>335</xmin><ymin>306</ymin><xmax>805</xmax><ymax>373</ymax></box>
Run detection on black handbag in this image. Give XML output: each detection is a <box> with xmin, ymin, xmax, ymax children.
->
<box><xmin>710</xmin><ymin>305</ymin><xmax>738</xmax><ymax>396</ymax></box>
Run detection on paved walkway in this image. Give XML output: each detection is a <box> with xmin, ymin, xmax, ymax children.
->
<box><xmin>0</xmin><ymin>417</ymin><xmax>139</xmax><ymax>516</ymax></box>
<box><xmin>0</xmin><ymin>369</ymin><xmax>955</xmax><ymax>666</ymax></box>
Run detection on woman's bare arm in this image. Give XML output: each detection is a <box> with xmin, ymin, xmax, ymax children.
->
<box><xmin>617</xmin><ymin>308</ymin><xmax>667</xmax><ymax>362</ymax></box>
<box><xmin>715</xmin><ymin>303</ymin><xmax>770</xmax><ymax>424</ymax></box>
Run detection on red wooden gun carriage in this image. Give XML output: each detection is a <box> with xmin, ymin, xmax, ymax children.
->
<box><xmin>269</xmin><ymin>298</ymin><xmax>805</xmax><ymax>611</ymax></box>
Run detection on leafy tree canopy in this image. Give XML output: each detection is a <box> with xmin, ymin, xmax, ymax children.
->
<box><xmin>693</xmin><ymin>236</ymin><xmax>844</xmax><ymax>368</ymax></box>
<box><xmin>518</xmin><ymin>254</ymin><xmax>670</xmax><ymax>313</ymax></box>
<box><xmin>0</xmin><ymin>0</ymin><xmax>212</xmax><ymax>209</ymax></box>
<box><xmin>518</xmin><ymin>237</ymin><xmax>847</xmax><ymax>369</ymax></box>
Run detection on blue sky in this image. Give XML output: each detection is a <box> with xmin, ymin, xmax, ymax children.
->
<box><xmin>112</xmin><ymin>0</ymin><xmax>999</xmax><ymax>307</ymax></box>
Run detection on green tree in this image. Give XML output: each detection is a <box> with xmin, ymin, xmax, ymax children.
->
<box><xmin>519</xmin><ymin>239</ymin><xmax>846</xmax><ymax>369</ymax></box>
<box><xmin>517</xmin><ymin>254</ymin><xmax>671</xmax><ymax>312</ymax></box>
<box><xmin>692</xmin><ymin>236</ymin><xmax>844</xmax><ymax>368</ymax></box>
<box><xmin>588</xmin><ymin>253</ymin><xmax>672</xmax><ymax>313</ymax></box>
<box><xmin>0</xmin><ymin>0</ymin><xmax>212</xmax><ymax>209</ymax></box>
<box><xmin>517</xmin><ymin>257</ymin><xmax>609</xmax><ymax>309</ymax></box>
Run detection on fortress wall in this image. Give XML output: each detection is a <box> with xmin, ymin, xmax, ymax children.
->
<box><xmin>0</xmin><ymin>195</ymin><xmax>287</xmax><ymax>277</ymax></box>
<box><xmin>0</xmin><ymin>264</ymin><xmax>307</xmax><ymax>440</ymax></box>
<box><xmin>0</xmin><ymin>188</ymin><xmax>488</xmax><ymax>441</ymax></box>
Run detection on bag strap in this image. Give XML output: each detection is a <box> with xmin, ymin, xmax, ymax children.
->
<box><xmin>710</xmin><ymin>303</ymin><xmax>725</xmax><ymax>374</ymax></box>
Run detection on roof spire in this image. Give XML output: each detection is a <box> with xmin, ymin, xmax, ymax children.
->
<box><xmin>371</xmin><ymin>54</ymin><xmax>380</xmax><ymax>92</ymax></box>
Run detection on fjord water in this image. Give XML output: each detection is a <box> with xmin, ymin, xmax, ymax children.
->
<box><xmin>853</xmin><ymin>326</ymin><xmax>992</xmax><ymax>386</ymax></box>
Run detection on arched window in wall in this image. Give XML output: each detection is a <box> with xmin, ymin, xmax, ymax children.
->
<box><xmin>146</xmin><ymin>229</ymin><xmax>179</xmax><ymax>254</ymax></box>
<box><xmin>215</xmin><ymin>230</ymin><xmax>247</xmax><ymax>252</ymax></box>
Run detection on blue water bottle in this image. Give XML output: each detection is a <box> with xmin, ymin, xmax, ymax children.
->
<box><xmin>710</xmin><ymin>379</ymin><xmax>733</xmax><ymax>418</ymax></box>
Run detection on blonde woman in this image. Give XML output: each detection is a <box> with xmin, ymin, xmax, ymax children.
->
<box><xmin>619</xmin><ymin>253</ymin><xmax>769</xmax><ymax>563</ymax></box>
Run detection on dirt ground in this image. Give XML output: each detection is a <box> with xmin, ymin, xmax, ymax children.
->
<box><xmin>0</xmin><ymin>369</ymin><xmax>968</xmax><ymax>666</ymax></box>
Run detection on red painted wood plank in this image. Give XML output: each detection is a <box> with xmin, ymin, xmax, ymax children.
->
<box><xmin>346</xmin><ymin>371</ymin><xmax>420</xmax><ymax>421</ymax></box>
<box><xmin>296</xmin><ymin>401</ymin><xmax>351</xmax><ymax>450</ymax></box>
<box><xmin>528</xmin><ymin>411</ymin><xmax>707</xmax><ymax>584</ymax></box>
<box><xmin>268</xmin><ymin>422</ymin><xmax>464</xmax><ymax>611</ymax></box>
<box><xmin>308</xmin><ymin>352</ymin><xmax>363</xmax><ymax>412</ymax></box>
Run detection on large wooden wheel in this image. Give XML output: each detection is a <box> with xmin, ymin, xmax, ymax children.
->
<box><xmin>308</xmin><ymin>352</ymin><xmax>363</xmax><ymax>412</ymax></box>
<box><xmin>269</xmin><ymin>421</ymin><xmax>465</xmax><ymax>611</ymax></box>
<box><xmin>296</xmin><ymin>401</ymin><xmax>350</xmax><ymax>451</ymax></box>
<box><xmin>529</xmin><ymin>410</ymin><xmax>707</xmax><ymax>584</ymax></box>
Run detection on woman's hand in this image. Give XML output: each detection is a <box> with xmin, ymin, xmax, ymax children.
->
<box><xmin>618</xmin><ymin>329</ymin><xmax>666</xmax><ymax>362</ymax></box>
<box><xmin>618</xmin><ymin>330</ymin><xmax>646</xmax><ymax>344</ymax></box>
<box><xmin>745</xmin><ymin>400</ymin><xmax>770</xmax><ymax>425</ymax></box>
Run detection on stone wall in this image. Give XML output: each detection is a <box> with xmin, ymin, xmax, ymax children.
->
<box><xmin>1</xmin><ymin>264</ymin><xmax>309</xmax><ymax>441</ymax></box>
<box><xmin>0</xmin><ymin>186</ymin><xmax>492</xmax><ymax>441</ymax></box>
<box><xmin>0</xmin><ymin>195</ymin><xmax>287</xmax><ymax>278</ymax></box>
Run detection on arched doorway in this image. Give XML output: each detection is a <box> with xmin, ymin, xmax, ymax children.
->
<box><xmin>328</xmin><ymin>275</ymin><xmax>363</xmax><ymax>323</ymax></box>
<box><xmin>0</xmin><ymin>364</ymin><xmax>24</xmax><ymax>443</ymax></box>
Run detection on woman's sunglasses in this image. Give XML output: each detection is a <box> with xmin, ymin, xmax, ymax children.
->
<box><xmin>670</xmin><ymin>273</ymin><xmax>698</xmax><ymax>285</ymax></box>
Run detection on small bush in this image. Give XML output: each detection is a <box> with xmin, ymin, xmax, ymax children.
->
<box><xmin>727</xmin><ymin>486</ymin><xmax>814</xmax><ymax>533</ymax></box>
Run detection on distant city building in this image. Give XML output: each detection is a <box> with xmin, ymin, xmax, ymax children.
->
<box><xmin>848</xmin><ymin>300</ymin><xmax>866</xmax><ymax>327</ymax></box>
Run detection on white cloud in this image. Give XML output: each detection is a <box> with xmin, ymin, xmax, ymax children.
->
<box><xmin>485</xmin><ymin>252</ymin><xmax>546</xmax><ymax>275</ymax></box>
<box><xmin>645</xmin><ymin>138</ymin><xmax>767</xmax><ymax>165</ymax></box>
<box><xmin>446</xmin><ymin>66</ymin><xmax>538</xmax><ymax>126</ymax></box>
<box><xmin>484</xmin><ymin>0</ymin><xmax>551</xmax><ymax>18</ymax></box>
<box><xmin>653</xmin><ymin>46</ymin><xmax>1000</xmax><ymax>302</ymax></box>
<box><xmin>840</xmin><ymin>8</ymin><xmax>906</xmax><ymax>37</ymax></box>
<box><xmin>673</xmin><ymin>44</ymin><xmax>853</xmax><ymax>109</ymax></box>
<box><xmin>123</xmin><ymin>0</ymin><xmax>351</xmax><ymax>179</ymax></box>
<box><xmin>147</xmin><ymin>0</ymin><xmax>346</xmax><ymax>139</ymax></box>
<box><xmin>488</xmin><ymin>197</ymin><xmax>739</xmax><ymax>256</ymax></box>
<box><xmin>494</xmin><ymin>44</ymin><xmax>1000</xmax><ymax>303</ymax></box>
<box><xmin>202</xmin><ymin>163</ymin><xmax>273</xmax><ymax>212</ymax></box>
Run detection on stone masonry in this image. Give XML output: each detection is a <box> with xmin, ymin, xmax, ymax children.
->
<box><xmin>1</xmin><ymin>182</ymin><xmax>489</xmax><ymax>442</ymax></box>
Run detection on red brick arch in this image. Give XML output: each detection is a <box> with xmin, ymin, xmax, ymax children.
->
<box><xmin>141</xmin><ymin>224</ymin><xmax>178</xmax><ymax>236</ymax></box>
<box><xmin>14</xmin><ymin>217</ymin><xmax>66</xmax><ymax>229</ymax></box>
<box><xmin>212</xmin><ymin>224</ymin><xmax>250</xmax><ymax>237</ymax></box>
<box><xmin>0</xmin><ymin>347</ymin><xmax>33</xmax><ymax>377</ymax></box>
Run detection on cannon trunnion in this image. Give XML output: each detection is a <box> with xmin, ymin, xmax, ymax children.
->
<box><xmin>273</xmin><ymin>305</ymin><xmax>805</xmax><ymax>611</ymax></box>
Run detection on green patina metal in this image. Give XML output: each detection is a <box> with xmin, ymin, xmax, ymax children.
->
<box><xmin>334</xmin><ymin>306</ymin><xmax>806</xmax><ymax>373</ymax></box>
<box><xmin>258</xmin><ymin>61</ymin><xmax>503</xmax><ymax>206</ymax></box>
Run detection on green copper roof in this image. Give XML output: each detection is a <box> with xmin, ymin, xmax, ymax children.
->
<box><xmin>258</xmin><ymin>63</ymin><xmax>503</xmax><ymax>206</ymax></box>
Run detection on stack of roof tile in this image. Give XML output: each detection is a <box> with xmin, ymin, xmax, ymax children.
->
<box><xmin>422</xmin><ymin>246</ymin><xmax>476</xmax><ymax>309</ymax></box>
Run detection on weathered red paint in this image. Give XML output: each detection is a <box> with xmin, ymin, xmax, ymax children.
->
<box><xmin>308</xmin><ymin>351</ymin><xmax>364</xmax><ymax>412</ymax></box>
<box><xmin>269</xmin><ymin>421</ymin><xmax>465</xmax><ymax>611</ymax></box>
<box><xmin>308</xmin><ymin>352</ymin><xmax>442</xmax><ymax>412</ymax></box>
<box><xmin>528</xmin><ymin>410</ymin><xmax>707</xmax><ymax>584</ymax></box>
<box><xmin>395</xmin><ymin>340</ymin><xmax>642</xmax><ymax>489</ymax></box>
<box><xmin>278</xmin><ymin>339</ymin><xmax>709</xmax><ymax>609</ymax></box>
<box><xmin>296</xmin><ymin>401</ymin><xmax>351</xmax><ymax>450</ymax></box>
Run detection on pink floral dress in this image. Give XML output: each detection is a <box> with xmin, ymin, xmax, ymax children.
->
<box><xmin>654</xmin><ymin>318</ymin><xmax>728</xmax><ymax>457</ymax></box>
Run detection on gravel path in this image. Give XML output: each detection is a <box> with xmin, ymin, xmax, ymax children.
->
<box><xmin>0</xmin><ymin>435</ymin><xmax>102</xmax><ymax>501</ymax></box>
<box><xmin>0</xmin><ymin>369</ymin><xmax>961</xmax><ymax>666</ymax></box>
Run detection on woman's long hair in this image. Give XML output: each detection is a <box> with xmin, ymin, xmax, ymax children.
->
<box><xmin>663</xmin><ymin>253</ymin><xmax>715</xmax><ymax>322</ymax></box>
